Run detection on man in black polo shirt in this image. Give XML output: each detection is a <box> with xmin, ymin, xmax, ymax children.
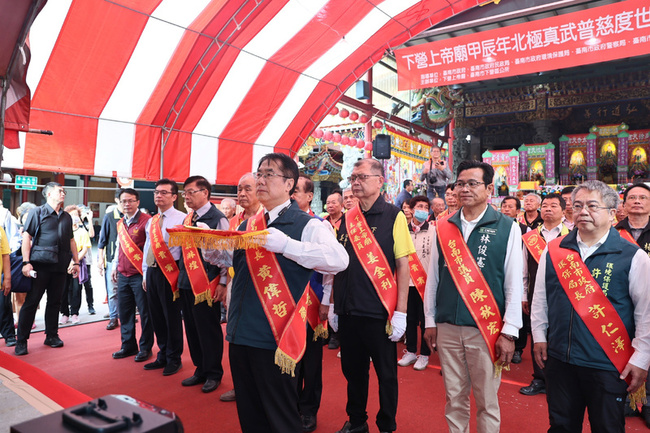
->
<box><xmin>16</xmin><ymin>182</ymin><xmax>80</xmax><ymax>356</ymax></box>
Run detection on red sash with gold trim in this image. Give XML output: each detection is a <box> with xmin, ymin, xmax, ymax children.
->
<box><xmin>245</xmin><ymin>212</ymin><xmax>309</xmax><ymax>375</ymax></box>
<box><xmin>182</xmin><ymin>213</ymin><xmax>218</xmax><ymax>305</ymax></box>
<box><xmin>548</xmin><ymin>239</ymin><xmax>634</xmax><ymax>375</ymax></box>
<box><xmin>117</xmin><ymin>220</ymin><xmax>144</xmax><ymax>275</ymax></box>
<box><xmin>408</xmin><ymin>253</ymin><xmax>427</xmax><ymax>300</ymax></box>
<box><xmin>437</xmin><ymin>209</ymin><xmax>450</xmax><ymax>221</ymax></box>
<box><xmin>150</xmin><ymin>213</ymin><xmax>180</xmax><ymax>301</ymax></box>
<box><xmin>436</xmin><ymin>218</ymin><xmax>504</xmax><ymax>363</ymax></box>
<box><xmin>618</xmin><ymin>228</ymin><xmax>637</xmax><ymax>245</ymax></box>
<box><xmin>345</xmin><ymin>206</ymin><xmax>398</xmax><ymax>320</ymax></box>
<box><xmin>522</xmin><ymin>230</ymin><xmax>547</xmax><ymax>264</ymax></box>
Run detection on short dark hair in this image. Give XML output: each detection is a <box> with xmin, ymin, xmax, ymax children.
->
<box><xmin>155</xmin><ymin>178</ymin><xmax>178</xmax><ymax>195</ymax></box>
<box><xmin>446</xmin><ymin>183</ymin><xmax>455</xmax><ymax>192</ymax></box>
<box><xmin>119</xmin><ymin>188</ymin><xmax>140</xmax><ymax>201</ymax></box>
<box><xmin>560</xmin><ymin>186</ymin><xmax>575</xmax><ymax>196</ymax></box>
<box><xmin>502</xmin><ymin>196</ymin><xmax>521</xmax><ymax>210</ymax></box>
<box><xmin>354</xmin><ymin>158</ymin><xmax>385</xmax><ymax>178</ymax></box>
<box><xmin>623</xmin><ymin>183</ymin><xmax>650</xmax><ymax>203</ymax></box>
<box><xmin>42</xmin><ymin>182</ymin><xmax>62</xmax><ymax>199</ymax></box>
<box><xmin>184</xmin><ymin>175</ymin><xmax>212</xmax><ymax>193</ymax></box>
<box><xmin>403</xmin><ymin>179</ymin><xmax>412</xmax><ymax>189</ymax></box>
<box><xmin>542</xmin><ymin>193</ymin><xmax>566</xmax><ymax>210</ymax></box>
<box><xmin>258</xmin><ymin>152</ymin><xmax>299</xmax><ymax>195</ymax></box>
<box><xmin>409</xmin><ymin>195</ymin><xmax>430</xmax><ymax>210</ymax></box>
<box><xmin>456</xmin><ymin>160</ymin><xmax>494</xmax><ymax>186</ymax></box>
<box><xmin>298</xmin><ymin>174</ymin><xmax>314</xmax><ymax>195</ymax></box>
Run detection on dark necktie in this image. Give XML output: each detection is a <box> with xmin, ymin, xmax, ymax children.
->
<box><xmin>191</xmin><ymin>212</ymin><xmax>199</xmax><ymax>226</ymax></box>
<box><xmin>264</xmin><ymin>212</ymin><xmax>270</xmax><ymax>226</ymax></box>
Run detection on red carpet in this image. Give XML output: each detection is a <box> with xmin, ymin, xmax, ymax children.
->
<box><xmin>1</xmin><ymin>322</ymin><xmax>647</xmax><ymax>432</ymax></box>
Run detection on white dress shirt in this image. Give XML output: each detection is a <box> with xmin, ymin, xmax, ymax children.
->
<box><xmin>142</xmin><ymin>206</ymin><xmax>187</xmax><ymax>280</ymax></box>
<box><xmin>531</xmin><ymin>230</ymin><xmax>650</xmax><ymax>370</ymax></box>
<box><xmin>423</xmin><ymin>204</ymin><xmax>524</xmax><ymax>337</ymax></box>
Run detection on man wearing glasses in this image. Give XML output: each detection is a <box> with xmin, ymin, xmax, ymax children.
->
<box><xmin>206</xmin><ymin>153</ymin><xmax>348</xmax><ymax>433</ymax></box>
<box><xmin>332</xmin><ymin>159</ymin><xmax>415</xmax><ymax>433</ymax></box>
<box><xmin>16</xmin><ymin>182</ymin><xmax>80</xmax><ymax>356</ymax></box>
<box><xmin>532</xmin><ymin>180</ymin><xmax>650</xmax><ymax>432</ymax></box>
<box><xmin>423</xmin><ymin>160</ymin><xmax>523</xmax><ymax>433</ymax></box>
<box><xmin>177</xmin><ymin>176</ymin><xmax>228</xmax><ymax>394</ymax></box>
<box><xmin>111</xmin><ymin>189</ymin><xmax>153</xmax><ymax>363</ymax></box>
<box><xmin>141</xmin><ymin>179</ymin><xmax>186</xmax><ymax>377</ymax></box>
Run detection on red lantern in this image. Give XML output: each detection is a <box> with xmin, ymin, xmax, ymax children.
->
<box><xmin>373</xmin><ymin>120</ymin><xmax>383</xmax><ymax>129</ymax></box>
<box><xmin>341</xmin><ymin>136</ymin><xmax>350</xmax><ymax>145</ymax></box>
<box><xmin>349</xmin><ymin>112</ymin><xmax>359</xmax><ymax>121</ymax></box>
<box><xmin>329</xmin><ymin>107</ymin><xmax>339</xmax><ymax>116</ymax></box>
<box><xmin>339</xmin><ymin>109</ymin><xmax>349</xmax><ymax>119</ymax></box>
<box><xmin>356</xmin><ymin>140</ymin><xmax>364</xmax><ymax>149</ymax></box>
<box><xmin>349</xmin><ymin>138</ymin><xmax>357</xmax><ymax>147</ymax></box>
<box><xmin>359</xmin><ymin>115</ymin><xmax>369</xmax><ymax>123</ymax></box>
<box><xmin>364</xmin><ymin>141</ymin><xmax>373</xmax><ymax>151</ymax></box>
<box><xmin>332</xmin><ymin>133</ymin><xmax>342</xmax><ymax>142</ymax></box>
<box><xmin>313</xmin><ymin>129</ymin><xmax>323</xmax><ymax>139</ymax></box>
<box><xmin>323</xmin><ymin>131</ymin><xmax>333</xmax><ymax>141</ymax></box>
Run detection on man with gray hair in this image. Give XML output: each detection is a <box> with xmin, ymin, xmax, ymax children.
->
<box><xmin>522</xmin><ymin>193</ymin><xmax>543</xmax><ymax>229</ymax></box>
<box><xmin>532</xmin><ymin>180</ymin><xmax>650</xmax><ymax>432</ymax></box>
<box><xmin>220</xmin><ymin>198</ymin><xmax>237</xmax><ymax>221</ymax></box>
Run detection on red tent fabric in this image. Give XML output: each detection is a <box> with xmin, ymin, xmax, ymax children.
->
<box><xmin>5</xmin><ymin>0</ymin><xmax>478</xmax><ymax>184</ymax></box>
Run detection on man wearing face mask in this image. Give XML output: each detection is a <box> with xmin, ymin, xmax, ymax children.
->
<box><xmin>397</xmin><ymin>196</ymin><xmax>434</xmax><ymax>372</ymax></box>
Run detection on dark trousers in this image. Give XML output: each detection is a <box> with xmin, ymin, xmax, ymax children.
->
<box><xmin>427</xmin><ymin>185</ymin><xmax>446</xmax><ymax>202</ymax></box>
<box><xmin>17</xmin><ymin>270</ymin><xmax>67</xmax><ymax>341</ymax></box>
<box><xmin>545</xmin><ymin>356</ymin><xmax>627</xmax><ymax>433</ymax></box>
<box><xmin>179</xmin><ymin>289</ymin><xmax>223</xmax><ymax>380</ymax></box>
<box><xmin>0</xmin><ymin>288</ymin><xmax>15</xmax><ymax>340</ymax></box>
<box><xmin>83</xmin><ymin>264</ymin><xmax>94</xmax><ymax>309</ymax></box>
<box><xmin>230</xmin><ymin>343</ymin><xmax>301</xmax><ymax>433</ymax></box>
<box><xmin>339</xmin><ymin>315</ymin><xmax>398</xmax><ymax>432</ymax></box>
<box><xmin>405</xmin><ymin>286</ymin><xmax>430</xmax><ymax>356</ymax></box>
<box><xmin>60</xmin><ymin>274</ymin><xmax>82</xmax><ymax>316</ymax></box>
<box><xmin>146</xmin><ymin>266</ymin><xmax>183</xmax><ymax>364</ymax></box>
<box><xmin>297</xmin><ymin>327</ymin><xmax>323</xmax><ymax>417</ymax></box>
<box><xmin>117</xmin><ymin>272</ymin><xmax>153</xmax><ymax>352</ymax></box>
<box><xmin>516</xmin><ymin>310</ymin><xmax>529</xmax><ymax>353</ymax></box>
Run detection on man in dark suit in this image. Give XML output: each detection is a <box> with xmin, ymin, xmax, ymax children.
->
<box><xmin>178</xmin><ymin>175</ymin><xmax>228</xmax><ymax>393</ymax></box>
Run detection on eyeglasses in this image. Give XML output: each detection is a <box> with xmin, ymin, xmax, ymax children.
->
<box><xmin>348</xmin><ymin>174</ymin><xmax>381</xmax><ymax>183</ymax></box>
<box><xmin>627</xmin><ymin>195</ymin><xmax>650</xmax><ymax>202</ymax></box>
<box><xmin>58</xmin><ymin>189</ymin><xmax>67</xmax><ymax>195</ymax></box>
<box><xmin>572</xmin><ymin>203</ymin><xmax>611</xmax><ymax>213</ymax></box>
<box><xmin>254</xmin><ymin>172</ymin><xmax>289</xmax><ymax>181</ymax></box>
<box><xmin>120</xmin><ymin>199</ymin><xmax>138</xmax><ymax>205</ymax></box>
<box><xmin>181</xmin><ymin>189</ymin><xmax>206</xmax><ymax>197</ymax></box>
<box><xmin>153</xmin><ymin>190</ymin><xmax>174</xmax><ymax>196</ymax></box>
<box><xmin>455</xmin><ymin>180</ymin><xmax>485</xmax><ymax>189</ymax></box>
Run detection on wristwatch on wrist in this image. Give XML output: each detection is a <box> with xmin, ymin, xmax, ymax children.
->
<box><xmin>73</xmin><ymin>263</ymin><xmax>80</xmax><ymax>266</ymax></box>
<box><xmin>500</xmin><ymin>333</ymin><xmax>517</xmax><ymax>342</ymax></box>
<box><xmin>22</xmin><ymin>261</ymin><xmax>30</xmax><ymax>266</ymax></box>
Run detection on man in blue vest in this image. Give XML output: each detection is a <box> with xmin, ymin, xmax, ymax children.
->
<box><xmin>531</xmin><ymin>180</ymin><xmax>650</xmax><ymax>432</ymax></box>
<box><xmin>206</xmin><ymin>153</ymin><xmax>348</xmax><ymax>433</ymax></box>
<box><xmin>423</xmin><ymin>160</ymin><xmax>523</xmax><ymax>433</ymax></box>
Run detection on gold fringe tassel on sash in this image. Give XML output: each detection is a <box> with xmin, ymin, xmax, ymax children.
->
<box><xmin>194</xmin><ymin>290</ymin><xmax>212</xmax><ymax>307</ymax></box>
<box><xmin>629</xmin><ymin>384</ymin><xmax>647</xmax><ymax>410</ymax></box>
<box><xmin>168</xmin><ymin>226</ymin><xmax>268</xmax><ymax>250</ymax></box>
<box><xmin>275</xmin><ymin>348</ymin><xmax>299</xmax><ymax>377</ymax></box>
<box><xmin>493</xmin><ymin>361</ymin><xmax>511</xmax><ymax>378</ymax></box>
<box><xmin>313</xmin><ymin>323</ymin><xmax>328</xmax><ymax>341</ymax></box>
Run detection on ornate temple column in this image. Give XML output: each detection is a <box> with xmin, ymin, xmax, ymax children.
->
<box><xmin>451</xmin><ymin>126</ymin><xmax>474</xmax><ymax>176</ymax></box>
<box><xmin>532</xmin><ymin>119</ymin><xmax>555</xmax><ymax>144</ymax></box>
<box><xmin>312</xmin><ymin>180</ymin><xmax>323</xmax><ymax>214</ymax></box>
<box><xmin>617</xmin><ymin>130</ymin><xmax>629</xmax><ymax>184</ymax></box>
<box><xmin>586</xmin><ymin>132</ymin><xmax>598</xmax><ymax>181</ymax></box>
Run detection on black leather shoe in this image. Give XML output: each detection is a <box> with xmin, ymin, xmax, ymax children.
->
<box><xmin>336</xmin><ymin>421</ymin><xmax>369</xmax><ymax>433</ymax></box>
<box><xmin>163</xmin><ymin>362</ymin><xmax>182</xmax><ymax>376</ymax></box>
<box><xmin>328</xmin><ymin>334</ymin><xmax>340</xmax><ymax>350</ymax></box>
<box><xmin>44</xmin><ymin>335</ymin><xmax>64</xmax><ymax>348</ymax></box>
<box><xmin>181</xmin><ymin>375</ymin><xmax>205</xmax><ymax>387</ymax></box>
<box><xmin>5</xmin><ymin>336</ymin><xmax>17</xmax><ymax>347</ymax></box>
<box><xmin>112</xmin><ymin>348</ymin><xmax>137</xmax><ymax>359</ymax></box>
<box><xmin>144</xmin><ymin>359</ymin><xmax>166</xmax><ymax>370</ymax></box>
<box><xmin>519</xmin><ymin>380</ymin><xmax>546</xmax><ymax>396</ymax></box>
<box><xmin>511</xmin><ymin>350</ymin><xmax>522</xmax><ymax>364</ymax></box>
<box><xmin>15</xmin><ymin>340</ymin><xmax>28</xmax><ymax>356</ymax></box>
<box><xmin>106</xmin><ymin>319</ymin><xmax>119</xmax><ymax>330</ymax></box>
<box><xmin>201</xmin><ymin>379</ymin><xmax>220</xmax><ymax>393</ymax></box>
<box><xmin>301</xmin><ymin>414</ymin><xmax>317</xmax><ymax>432</ymax></box>
<box><xmin>642</xmin><ymin>406</ymin><xmax>650</xmax><ymax>427</ymax></box>
<box><xmin>134</xmin><ymin>350</ymin><xmax>152</xmax><ymax>362</ymax></box>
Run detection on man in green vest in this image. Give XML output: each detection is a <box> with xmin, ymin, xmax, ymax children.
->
<box><xmin>423</xmin><ymin>160</ymin><xmax>524</xmax><ymax>433</ymax></box>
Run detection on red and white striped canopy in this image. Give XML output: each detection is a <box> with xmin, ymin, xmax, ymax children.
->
<box><xmin>5</xmin><ymin>0</ymin><xmax>476</xmax><ymax>185</ymax></box>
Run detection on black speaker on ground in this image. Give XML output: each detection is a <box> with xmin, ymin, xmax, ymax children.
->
<box><xmin>373</xmin><ymin>134</ymin><xmax>391</xmax><ymax>159</ymax></box>
<box><xmin>11</xmin><ymin>395</ymin><xmax>183</xmax><ymax>433</ymax></box>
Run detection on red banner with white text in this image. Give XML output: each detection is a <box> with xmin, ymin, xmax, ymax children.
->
<box><xmin>396</xmin><ymin>0</ymin><xmax>650</xmax><ymax>90</ymax></box>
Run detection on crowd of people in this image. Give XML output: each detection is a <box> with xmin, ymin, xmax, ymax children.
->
<box><xmin>1</xmin><ymin>149</ymin><xmax>650</xmax><ymax>433</ymax></box>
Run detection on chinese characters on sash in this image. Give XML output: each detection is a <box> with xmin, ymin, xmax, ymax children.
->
<box><xmin>117</xmin><ymin>219</ymin><xmax>144</xmax><ymax>274</ymax></box>
<box><xmin>150</xmin><ymin>213</ymin><xmax>180</xmax><ymax>300</ymax></box>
